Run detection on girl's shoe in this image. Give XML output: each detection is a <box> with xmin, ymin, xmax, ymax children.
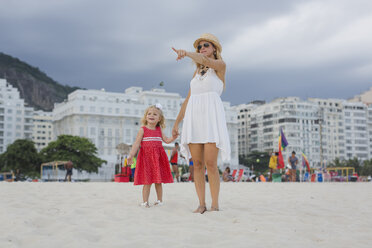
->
<box><xmin>140</xmin><ymin>202</ymin><xmax>150</xmax><ymax>208</ymax></box>
<box><xmin>154</xmin><ymin>200</ymin><xmax>163</xmax><ymax>206</ymax></box>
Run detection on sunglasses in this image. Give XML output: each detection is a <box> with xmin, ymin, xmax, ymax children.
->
<box><xmin>197</xmin><ymin>43</ymin><xmax>210</xmax><ymax>51</ymax></box>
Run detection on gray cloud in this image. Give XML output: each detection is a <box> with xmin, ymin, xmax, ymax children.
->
<box><xmin>1</xmin><ymin>0</ymin><xmax>372</xmax><ymax>105</ymax></box>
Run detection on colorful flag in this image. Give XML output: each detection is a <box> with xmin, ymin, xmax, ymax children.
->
<box><xmin>277</xmin><ymin>128</ymin><xmax>288</xmax><ymax>169</ymax></box>
<box><xmin>277</xmin><ymin>147</ymin><xmax>285</xmax><ymax>169</ymax></box>
<box><xmin>280</xmin><ymin>128</ymin><xmax>288</xmax><ymax>150</ymax></box>
<box><xmin>302</xmin><ymin>153</ymin><xmax>310</xmax><ymax>172</ymax></box>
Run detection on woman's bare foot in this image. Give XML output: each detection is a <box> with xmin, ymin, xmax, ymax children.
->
<box><xmin>193</xmin><ymin>206</ymin><xmax>207</xmax><ymax>214</ymax></box>
<box><xmin>209</xmin><ymin>206</ymin><xmax>219</xmax><ymax>211</ymax></box>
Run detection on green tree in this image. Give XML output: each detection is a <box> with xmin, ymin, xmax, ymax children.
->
<box><xmin>344</xmin><ymin>157</ymin><xmax>362</xmax><ymax>175</ymax></box>
<box><xmin>239</xmin><ymin>151</ymin><xmax>270</xmax><ymax>174</ymax></box>
<box><xmin>328</xmin><ymin>157</ymin><xmax>346</xmax><ymax>167</ymax></box>
<box><xmin>329</xmin><ymin>157</ymin><xmax>362</xmax><ymax>174</ymax></box>
<box><xmin>40</xmin><ymin>135</ymin><xmax>106</xmax><ymax>173</ymax></box>
<box><xmin>0</xmin><ymin>139</ymin><xmax>41</xmax><ymax>177</ymax></box>
<box><xmin>361</xmin><ymin>159</ymin><xmax>372</xmax><ymax>176</ymax></box>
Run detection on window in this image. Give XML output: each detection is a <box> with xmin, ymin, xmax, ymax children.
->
<box><xmin>79</xmin><ymin>127</ymin><xmax>84</xmax><ymax>136</ymax></box>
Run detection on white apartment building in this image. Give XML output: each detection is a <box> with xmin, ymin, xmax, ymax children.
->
<box><xmin>349</xmin><ymin>86</ymin><xmax>372</xmax><ymax>105</ymax></box>
<box><xmin>247</xmin><ymin>97</ymin><xmax>321</xmax><ymax>168</ymax></box>
<box><xmin>233</xmin><ymin>101</ymin><xmax>265</xmax><ymax>157</ymax></box>
<box><xmin>32</xmin><ymin>110</ymin><xmax>53</xmax><ymax>152</ymax></box>
<box><xmin>0</xmin><ymin>78</ymin><xmax>33</xmax><ymax>153</ymax></box>
<box><xmin>308</xmin><ymin>98</ymin><xmax>345</xmax><ymax>164</ymax></box>
<box><xmin>235</xmin><ymin>97</ymin><xmax>372</xmax><ymax>169</ymax></box>
<box><xmin>367</xmin><ymin>105</ymin><xmax>372</xmax><ymax>159</ymax></box>
<box><xmin>309</xmin><ymin>98</ymin><xmax>370</xmax><ymax>162</ymax></box>
<box><xmin>53</xmin><ymin>87</ymin><xmax>239</xmax><ymax>181</ymax></box>
<box><xmin>343</xmin><ymin>102</ymin><xmax>369</xmax><ymax>160</ymax></box>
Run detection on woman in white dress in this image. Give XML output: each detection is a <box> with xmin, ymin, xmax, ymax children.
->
<box><xmin>172</xmin><ymin>33</ymin><xmax>231</xmax><ymax>214</ymax></box>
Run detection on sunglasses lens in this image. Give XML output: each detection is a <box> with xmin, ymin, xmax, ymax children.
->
<box><xmin>204</xmin><ymin>43</ymin><xmax>210</xmax><ymax>48</ymax></box>
<box><xmin>197</xmin><ymin>45</ymin><xmax>202</xmax><ymax>50</ymax></box>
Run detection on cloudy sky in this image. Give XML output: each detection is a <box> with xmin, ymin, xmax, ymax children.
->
<box><xmin>1</xmin><ymin>0</ymin><xmax>372</xmax><ymax>105</ymax></box>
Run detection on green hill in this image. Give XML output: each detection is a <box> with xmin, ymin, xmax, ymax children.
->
<box><xmin>0</xmin><ymin>52</ymin><xmax>80</xmax><ymax>111</ymax></box>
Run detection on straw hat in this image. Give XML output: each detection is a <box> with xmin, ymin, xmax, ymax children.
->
<box><xmin>193</xmin><ymin>33</ymin><xmax>222</xmax><ymax>53</ymax></box>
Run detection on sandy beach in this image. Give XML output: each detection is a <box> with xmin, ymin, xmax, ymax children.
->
<box><xmin>1</xmin><ymin>182</ymin><xmax>371</xmax><ymax>248</ymax></box>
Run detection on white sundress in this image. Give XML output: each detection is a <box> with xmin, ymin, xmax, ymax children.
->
<box><xmin>180</xmin><ymin>68</ymin><xmax>231</xmax><ymax>162</ymax></box>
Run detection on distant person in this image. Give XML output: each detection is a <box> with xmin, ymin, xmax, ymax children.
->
<box><xmin>170</xmin><ymin>143</ymin><xmax>180</xmax><ymax>182</ymax></box>
<box><xmin>268</xmin><ymin>151</ymin><xmax>278</xmax><ymax>182</ymax></box>
<box><xmin>222</xmin><ymin>167</ymin><xmax>234</xmax><ymax>182</ymax></box>
<box><xmin>130</xmin><ymin>156</ymin><xmax>137</xmax><ymax>182</ymax></box>
<box><xmin>127</xmin><ymin>104</ymin><xmax>176</xmax><ymax>208</ymax></box>
<box><xmin>64</xmin><ymin>161</ymin><xmax>73</xmax><ymax>182</ymax></box>
<box><xmin>288</xmin><ymin>151</ymin><xmax>298</xmax><ymax>182</ymax></box>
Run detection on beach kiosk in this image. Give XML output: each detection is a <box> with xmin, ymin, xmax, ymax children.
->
<box><xmin>41</xmin><ymin>161</ymin><xmax>70</xmax><ymax>181</ymax></box>
<box><xmin>326</xmin><ymin>167</ymin><xmax>355</xmax><ymax>182</ymax></box>
<box><xmin>0</xmin><ymin>172</ymin><xmax>14</xmax><ymax>182</ymax></box>
<box><xmin>115</xmin><ymin>143</ymin><xmax>131</xmax><ymax>182</ymax></box>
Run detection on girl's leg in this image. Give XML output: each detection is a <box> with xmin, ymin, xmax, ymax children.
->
<box><xmin>188</xmin><ymin>144</ymin><xmax>206</xmax><ymax>213</ymax></box>
<box><xmin>204</xmin><ymin>143</ymin><xmax>220</xmax><ymax>211</ymax></box>
<box><xmin>154</xmin><ymin>183</ymin><xmax>163</xmax><ymax>202</ymax></box>
<box><xmin>142</xmin><ymin>184</ymin><xmax>151</xmax><ymax>203</ymax></box>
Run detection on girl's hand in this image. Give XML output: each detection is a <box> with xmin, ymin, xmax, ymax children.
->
<box><xmin>127</xmin><ymin>156</ymin><xmax>133</xmax><ymax>166</ymax></box>
<box><xmin>172</xmin><ymin>47</ymin><xmax>187</xmax><ymax>61</ymax></box>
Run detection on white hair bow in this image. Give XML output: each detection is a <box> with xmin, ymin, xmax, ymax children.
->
<box><xmin>155</xmin><ymin>103</ymin><xmax>163</xmax><ymax>110</ymax></box>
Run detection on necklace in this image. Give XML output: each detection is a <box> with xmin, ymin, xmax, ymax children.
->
<box><xmin>200</xmin><ymin>65</ymin><xmax>209</xmax><ymax>76</ymax></box>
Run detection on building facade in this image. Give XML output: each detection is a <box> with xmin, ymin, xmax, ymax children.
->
<box><xmin>0</xmin><ymin>78</ymin><xmax>33</xmax><ymax>153</ymax></box>
<box><xmin>235</xmin><ymin>96</ymin><xmax>372</xmax><ymax>169</ymax></box>
<box><xmin>32</xmin><ymin>110</ymin><xmax>53</xmax><ymax>152</ymax></box>
<box><xmin>53</xmin><ymin>87</ymin><xmax>239</xmax><ymax>181</ymax></box>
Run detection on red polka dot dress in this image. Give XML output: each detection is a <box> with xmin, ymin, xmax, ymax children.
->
<box><xmin>134</xmin><ymin>126</ymin><xmax>174</xmax><ymax>185</ymax></box>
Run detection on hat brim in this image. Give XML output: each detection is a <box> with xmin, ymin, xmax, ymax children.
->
<box><xmin>193</xmin><ymin>38</ymin><xmax>222</xmax><ymax>53</ymax></box>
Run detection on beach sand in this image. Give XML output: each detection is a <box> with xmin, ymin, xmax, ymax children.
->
<box><xmin>1</xmin><ymin>182</ymin><xmax>371</xmax><ymax>248</ymax></box>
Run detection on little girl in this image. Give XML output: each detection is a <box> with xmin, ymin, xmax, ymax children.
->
<box><xmin>128</xmin><ymin>104</ymin><xmax>177</xmax><ymax>207</ymax></box>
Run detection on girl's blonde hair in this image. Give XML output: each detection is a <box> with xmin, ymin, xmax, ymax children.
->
<box><xmin>141</xmin><ymin>105</ymin><xmax>165</xmax><ymax>129</ymax></box>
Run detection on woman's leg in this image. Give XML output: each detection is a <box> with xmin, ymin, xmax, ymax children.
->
<box><xmin>188</xmin><ymin>144</ymin><xmax>205</xmax><ymax>212</ymax></box>
<box><xmin>204</xmin><ymin>143</ymin><xmax>220</xmax><ymax>210</ymax></box>
<box><xmin>154</xmin><ymin>183</ymin><xmax>163</xmax><ymax>201</ymax></box>
<box><xmin>142</xmin><ymin>184</ymin><xmax>151</xmax><ymax>203</ymax></box>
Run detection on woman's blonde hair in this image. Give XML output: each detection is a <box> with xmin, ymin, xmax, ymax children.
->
<box><xmin>141</xmin><ymin>105</ymin><xmax>165</xmax><ymax>129</ymax></box>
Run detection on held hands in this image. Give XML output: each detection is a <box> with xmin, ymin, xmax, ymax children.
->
<box><xmin>172</xmin><ymin>47</ymin><xmax>187</xmax><ymax>61</ymax></box>
<box><xmin>172</xmin><ymin>125</ymin><xmax>180</xmax><ymax>138</ymax></box>
<box><xmin>127</xmin><ymin>155</ymin><xmax>133</xmax><ymax>166</ymax></box>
